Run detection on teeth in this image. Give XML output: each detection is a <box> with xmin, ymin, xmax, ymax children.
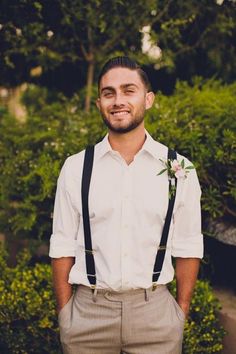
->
<box><xmin>112</xmin><ymin>111</ymin><xmax>129</xmax><ymax>116</ymax></box>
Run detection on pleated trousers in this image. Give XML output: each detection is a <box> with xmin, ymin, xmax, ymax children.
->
<box><xmin>58</xmin><ymin>284</ymin><xmax>185</xmax><ymax>354</ymax></box>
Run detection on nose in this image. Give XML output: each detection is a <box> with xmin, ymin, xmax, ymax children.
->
<box><xmin>113</xmin><ymin>92</ymin><xmax>125</xmax><ymax>107</ymax></box>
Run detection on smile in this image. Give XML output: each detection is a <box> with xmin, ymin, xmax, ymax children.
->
<box><xmin>111</xmin><ymin>110</ymin><xmax>130</xmax><ymax>116</ymax></box>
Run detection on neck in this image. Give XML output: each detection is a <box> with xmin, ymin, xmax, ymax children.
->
<box><xmin>108</xmin><ymin>124</ymin><xmax>146</xmax><ymax>164</ymax></box>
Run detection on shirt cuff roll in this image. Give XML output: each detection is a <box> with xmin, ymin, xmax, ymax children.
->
<box><xmin>171</xmin><ymin>234</ymin><xmax>204</xmax><ymax>259</ymax></box>
<box><xmin>49</xmin><ymin>234</ymin><xmax>76</xmax><ymax>258</ymax></box>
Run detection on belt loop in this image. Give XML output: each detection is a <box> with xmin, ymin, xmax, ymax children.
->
<box><xmin>145</xmin><ymin>289</ymin><xmax>149</xmax><ymax>302</ymax></box>
<box><xmin>92</xmin><ymin>288</ymin><xmax>98</xmax><ymax>303</ymax></box>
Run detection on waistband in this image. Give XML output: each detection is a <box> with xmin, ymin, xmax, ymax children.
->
<box><xmin>75</xmin><ymin>284</ymin><xmax>167</xmax><ymax>303</ymax></box>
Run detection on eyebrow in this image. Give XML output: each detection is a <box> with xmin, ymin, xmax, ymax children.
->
<box><xmin>101</xmin><ymin>83</ymin><xmax>139</xmax><ymax>93</ymax></box>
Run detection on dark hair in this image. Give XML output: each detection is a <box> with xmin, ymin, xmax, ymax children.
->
<box><xmin>98</xmin><ymin>56</ymin><xmax>151</xmax><ymax>91</ymax></box>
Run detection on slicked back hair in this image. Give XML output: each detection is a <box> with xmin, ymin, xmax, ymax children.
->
<box><xmin>98</xmin><ymin>56</ymin><xmax>151</xmax><ymax>93</ymax></box>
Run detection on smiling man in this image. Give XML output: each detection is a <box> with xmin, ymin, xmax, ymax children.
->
<box><xmin>49</xmin><ymin>56</ymin><xmax>203</xmax><ymax>354</ymax></box>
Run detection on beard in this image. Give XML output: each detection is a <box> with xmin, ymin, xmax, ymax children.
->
<box><xmin>101</xmin><ymin>106</ymin><xmax>145</xmax><ymax>134</ymax></box>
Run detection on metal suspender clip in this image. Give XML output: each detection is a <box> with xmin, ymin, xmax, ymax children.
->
<box><xmin>85</xmin><ymin>249</ymin><xmax>94</xmax><ymax>254</ymax></box>
<box><xmin>158</xmin><ymin>245</ymin><xmax>166</xmax><ymax>251</ymax></box>
<box><xmin>152</xmin><ymin>282</ymin><xmax>158</xmax><ymax>291</ymax></box>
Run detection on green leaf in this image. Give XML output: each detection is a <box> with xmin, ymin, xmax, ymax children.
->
<box><xmin>157</xmin><ymin>168</ymin><xmax>167</xmax><ymax>175</ymax></box>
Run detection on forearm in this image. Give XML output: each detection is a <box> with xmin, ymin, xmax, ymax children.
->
<box><xmin>51</xmin><ymin>257</ymin><xmax>75</xmax><ymax>313</ymax></box>
<box><xmin>175</xmin><ymin>257</ymin><xmax>200</xmax><ymax>317</ymax></box>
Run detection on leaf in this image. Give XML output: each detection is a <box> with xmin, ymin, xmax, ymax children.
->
<box><xmin>185</xmin><ymin>166</ymin><xmax>195</xmax><ymax>169</ymax></box>
<box><xmin>181</xmin><ymin>158</ymin><xmax>185</xmax><ymax>168</ymax></box>
<box><xmin>159</xmin><ymin>158</ymin><xmax>165</xmax><ymax>164</ymax></box>
<box><xmin>157</xmin><ymin>168</ymin><xmax>167</xmax><ymax>175</ymax></box>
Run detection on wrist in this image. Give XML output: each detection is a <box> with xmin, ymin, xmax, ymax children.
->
<box><xmin>177</xmin><ymin>301</ymin><xmax>190</xmax><ymax>317</ymax></box>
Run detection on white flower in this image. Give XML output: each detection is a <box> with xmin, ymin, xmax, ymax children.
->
<box><xmin>174</xmin><ymin>168</ymin><xmax>186</xmax><ymax>179</ymax></box>
<box><xmin>158</xmin><ymin>157</ymin><xmax>195</xmax><ymax>198</ymax></box>
<box><xmin>170</xmin><ymin>159</ymin><xmax>187</xmax><ymax>179</ymax></box>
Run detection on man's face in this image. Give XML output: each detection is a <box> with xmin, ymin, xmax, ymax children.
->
<box><xmin>96</xmin><ymin>67</ymin><xmax>154</xmax><ymax>133</ymax></box>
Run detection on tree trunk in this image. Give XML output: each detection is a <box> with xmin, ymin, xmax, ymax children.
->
<box><xmin>85</xmin><ymin>60</ymin><xmax>95</xmax><ymax>113</ymax></box>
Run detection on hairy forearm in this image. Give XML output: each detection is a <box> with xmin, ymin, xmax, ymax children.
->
<box><xmin>51</xmin><ymin>257</ymin><xmax>75</xmax><ymax>313</ymax></box>
<box><xmin>175</xmin><ymin>257</ymin><xmax>200</xmax><ymax>317</ymax></box>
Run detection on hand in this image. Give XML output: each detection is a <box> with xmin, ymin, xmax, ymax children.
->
<box><xmin>178</xmin><ymin>302</ymin><xmax>190</xmax><ymax>319</ymax></box>
<box><xmin>56</xmin><ymin>294</ymin><xmax>73</xmax><ymax>315</ymax></box>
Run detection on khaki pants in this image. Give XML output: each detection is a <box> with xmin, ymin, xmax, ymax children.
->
<box><xmin>58</xmin><ymin>285</ymin><xmax>185</xmax><ymax>354</ymax></box>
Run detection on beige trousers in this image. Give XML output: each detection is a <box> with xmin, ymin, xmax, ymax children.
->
<box><xmin>58</xmin><ymin>285</ymin><xmax>185</xmax><ymax>354</ymax></box>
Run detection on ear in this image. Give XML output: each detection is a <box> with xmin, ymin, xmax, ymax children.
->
<box><xmin>145</xmin><ymin>91</ymin><xmax>155</xmax><ymax>110</ymax></box>
<box><xmin>96</xmin><ymin>98</ymin><xmax>101</xmax><ymax>110</ymax></box>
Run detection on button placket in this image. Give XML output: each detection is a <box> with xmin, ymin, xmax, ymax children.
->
<box><xmin>120</xmin><ymin>167</ymin><xmax>133</xmax><ymax>288</ymax></box>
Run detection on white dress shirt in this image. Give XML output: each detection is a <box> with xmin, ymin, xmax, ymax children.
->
<box><xmin>49</xmin><ymin>131</ymin><xmax>203</xmax><ymax>290</ymax></box>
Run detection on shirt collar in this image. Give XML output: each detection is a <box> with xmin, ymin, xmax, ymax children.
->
<box><xmin>141</xmin><ymin>130</ymin><xmax>167</xmax><ymax>160</ymax></box>
<box><xmin>96</xmin><ymin>130</ymin><xmax>168</xmax><ymax>161</ymax></box>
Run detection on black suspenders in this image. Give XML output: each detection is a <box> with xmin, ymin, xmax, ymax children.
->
<box><xmin>81</xmin><ymin>145</ymin><xmax>96</xmax><ymax>288</ymax></box>
<box><xmin>81</xmin><ymin>146</ymin><xmax>177</xmax><ymax>290</ymax></box>
<box><xmin>152</xmin><ymin>148</ymin><xmax>177</xmax><ymax>289</ymax></box>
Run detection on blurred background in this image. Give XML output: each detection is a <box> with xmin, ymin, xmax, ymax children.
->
<box><xmin>0</xmin><ymin>0</ymin><xmax>235</xmax><ymax>353</ymax></box>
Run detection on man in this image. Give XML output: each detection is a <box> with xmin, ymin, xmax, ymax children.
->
<box><xmin>49</xmin><ymin>56</ymin><xmax>203</xmax><ymax>354</ymax></box>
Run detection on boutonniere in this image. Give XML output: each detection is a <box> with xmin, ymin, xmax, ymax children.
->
<box><xmin>157</xmin><ymin>158</ymin><xmax>195</xmax><ymax>198</ymax></box>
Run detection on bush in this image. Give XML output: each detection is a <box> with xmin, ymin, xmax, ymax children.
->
<box><xmin>0</xmin><ymin>80</ymin><xmax>235</xmax><ymax>243</ymax></box>
<box><xmin>169</xmin><ymin>281</ymin><xmax>225</xmax><ymax>353</ymax></box>
<box><xmin>0</xmin><ymin>247</ymin><xmax>60</xmax><ymax>353</ymax></box>
<box><xmin>0</xmin><ymin>247</ymin><xmax>225</xmax><ymax>353</ymax></box>
<box><xmin>0</xmin><ymin>85</ymin><xmax>105</xmax><ymax>241</ymax></box>
<box><xmin>145</xmin><ymin>78</ymin><xmax>236</xmax><ymax>223</ymax></box>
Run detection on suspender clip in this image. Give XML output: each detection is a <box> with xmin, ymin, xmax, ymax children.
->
<box><xmin>91</xmin><ymin>286</ymin><xmax>97</xmax><ymax>302</ymax></box>
<box><xmin>152</xmin><ymin>282</ymin><xmax>158</xmax><ymax>291</ymax></box>
<box><xmin>85</xmin><ymin>249</ymin><xmax>94</xmax><ymax>254</ymax></box>
<box><xmin>158</xmin><ymin>245</ymin><xmax>166</xmax><ymax>251</ymax></box>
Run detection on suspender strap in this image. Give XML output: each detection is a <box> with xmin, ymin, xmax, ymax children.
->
<box><xmin>152</xmin><ymin>148</ymin><xmax>177</xmax><ymax>288</ymax></box>
<box><xmin>81</xmin><ymin>145</ymin><xmax>177</xmax><ymax>289</ymax></box>
<box><xmin>81</xmin><ymin>146</ymin><xmax>96</xmax><ymax>287</ymax></box>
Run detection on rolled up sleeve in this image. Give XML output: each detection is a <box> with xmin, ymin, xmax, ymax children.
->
<box><xmin>171</xmin><ymin>167</ymin><xmax>204</xmax><ymax>259</ymax></box>
<box><xmin>49</xmin><ymin>159</ymin><xmax>79</xmax><ymax>258</ymax></box>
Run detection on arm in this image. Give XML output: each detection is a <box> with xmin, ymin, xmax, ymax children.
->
<box><xmin>52</xmin><ymin>257</ymin><xmax>75</xmax><ymax>313</ymax></box>
<box><xmin>49</xmin><ymin>158</ymin><xmax>80</xmax><ymax>313</ymax></box>
<box><xmin>172</xmin><ymin>165</ymin><xmax>203</xmax><ymax>317</ymax></box>
<box><xmin>175</xmin><ymin>257</ymin><xmax>200</xmax><ymax>317</ymax></box>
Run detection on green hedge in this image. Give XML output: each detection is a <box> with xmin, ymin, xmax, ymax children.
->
<box><xmin>0</xmin><ymin>247</ymin><xmax>225</xmax><ymax>353</ymax></box>
<box><xmin>0</xmin><ymin>85</ymin><xmax>105</xmax><ymax>241</ymax></box>
<box><xmin>145</xmin><ymin>78</ymin><xmax>236</xmax><ymax>222</ymax></box>
<box><xmin>0</xmin><ymin>79</ymin><xmax>235</xmax><ymax>242</ymax></box>
<box><xmin>0</xmin><ymin>248</ymin><xmax>60</xmax><ymax>353</ymax></box>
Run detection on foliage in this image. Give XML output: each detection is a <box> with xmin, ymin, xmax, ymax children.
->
<box><xmin>0</xmin><ymin>247</ymin><xmax>60</xmax><ymax>353</ymax></box>
<box><xmin>151</xmin><ymin>0</ymin><xmax>236</xmax><ymax>82</ymax></box>
<box><xmin>0</xmin><ymin>0</ymin><xmax>158</xmax><ymax>109</ymax></box>
<box><xmin>1</xmin><ymin>0</ymin><xmax>236</xmax><ymax>100</ymax></box>
<box><xmin>145</xmin><ymin>78</ymin><xmax>236</xmax><ymax>222</ymax></box>
<box><xmin>0</xmin><ymin>0</ymin><xmax>156</xmax><ymax>77</ymax></box>
<box><xmin>169</xmin><ymin>280</ymin><xmax>225</xmax><ymax>354</ymax></box>
<box><xmin>0</xmin><ymin>246</ymin><xmax>225</xmax><ymax>353</ymax></box>
<box><xmin>0</xmin><ymin>84</ymin><xmax>105</xmax><ymax>241</ymax></box>
<box><xmin>0</xmin><ymin>79</ymin><xmax>235</xmax><ymax>242</ymax></box>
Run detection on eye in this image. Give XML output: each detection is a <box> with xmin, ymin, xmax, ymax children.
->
<box><xmin>125</xmin><ymin>89</ymin><xmax>135</xmax><ymax>94</ymax></box>
<box><xmin>103</xmin><ymin>91</ymin><xmax>113</xmax><ymax>97</ymax></box>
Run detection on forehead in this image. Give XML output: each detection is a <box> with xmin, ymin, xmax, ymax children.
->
<box><xmin>100</xmin><ymin>67</ymin><xmax>144</xmax><ymax>90</ymax></box>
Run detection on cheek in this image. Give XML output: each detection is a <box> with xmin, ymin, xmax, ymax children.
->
<box><xmin>132</xmin><ymin>97</ymin><xmax>146</xmax><ymax>110</ymax></box>
<box><xmin>100</xmin><ymin>99</ymin><xmax>114</xmax><ymax>111</ymax></box>
<box><xmin>98</xmin><ymin>102</ymin><xmax>109</xmax><ymax>113</ymax></box>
